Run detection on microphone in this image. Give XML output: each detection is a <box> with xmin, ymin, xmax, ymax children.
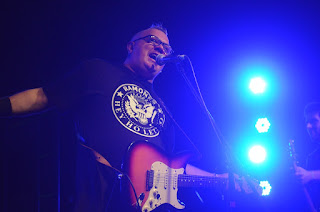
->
<box><xmin>156</xmin><ymin>54</ymin><xmax>186</xmax><ymax>66</ymax></box>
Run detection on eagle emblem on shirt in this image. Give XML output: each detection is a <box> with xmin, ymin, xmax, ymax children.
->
<box><xmin>112</xmin><ymin>84</ymin><xmax>165</xmax><ymax>137</ymax></box>
<box><xmin>125</xmin><ymin>94</ymin><xmax>155</xmax><ymax>125</ymax></box>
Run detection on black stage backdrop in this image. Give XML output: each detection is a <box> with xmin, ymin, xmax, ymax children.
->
<box><xmin>1</xmin><ymin>1</ymin><xmax>320</xmax><ymax>211</ymax></box>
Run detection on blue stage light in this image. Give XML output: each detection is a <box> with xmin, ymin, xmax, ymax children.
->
<box><xmin>259</xmin><ymin>180</ymin><xmax>272</xmax><ymax>196</ymax></box>
<box><xmin>255</xmin><ymin>118</ymin><xmax>271</xmax><ymax>133</ymax></box>
<box><xmin>249</xmin><ymin>145</ymin><xmax>266</xmax><ymax>163</ymax></box>
<box><xmin>249</xmin><ymin>77</ymin><xmax>266</xmax><ymax>94</ymax></box>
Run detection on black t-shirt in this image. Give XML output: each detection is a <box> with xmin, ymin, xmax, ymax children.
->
<box><xmin>306</xmin><ymin>147</ymin><xmax>320</xmax><ymax>211</ymax></box>
<box><xmin>44</xmin><ymin>58</ymin><xmax>175</xmax><ymax>169</ymax></box>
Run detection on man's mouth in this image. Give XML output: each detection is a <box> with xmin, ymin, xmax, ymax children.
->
<box><xmin>149</xmin><ymin>53</ymin><xmax>158</xmax><ymax>62</ymax></box>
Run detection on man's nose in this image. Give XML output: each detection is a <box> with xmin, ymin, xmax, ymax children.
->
<box><xmin>154</xmin><ymin>44</ymin><xmax>165</xmax><ymax>54</ymax></box>
<box><xmin>306</xmin><ymin>122</ymin><xmax>312</xmax><ymax>129</ymax></box>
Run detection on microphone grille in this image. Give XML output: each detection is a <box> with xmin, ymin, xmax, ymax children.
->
<box><xmin>156</xmin><ymin>54</ymin><xmax>166</xmax><ymax>66</ymax></box>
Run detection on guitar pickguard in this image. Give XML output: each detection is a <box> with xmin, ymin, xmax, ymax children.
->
<box><xmin>142</xmin><ymin>161</ymin><xmax>185</xmax><ymax>212</ymax></box>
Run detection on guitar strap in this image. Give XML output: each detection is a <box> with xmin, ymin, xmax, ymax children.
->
<box><xmin>157</xmin><ymin>97</ymin><xmax>202</xmax><ymax>160</ymax></box>
<box><xmin>80</xmin><ymin>143</ymin><xmax>112</xmax><ymax>168</ymax></box>
<box><xmin>74</xmin><ymin>122</ymin><xmax>113</xmax><ymax>168</ymax></box>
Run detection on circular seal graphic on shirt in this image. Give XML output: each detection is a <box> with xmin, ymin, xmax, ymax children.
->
<box><xmin>112</xmin><ymin>84</ymin><xmax>165</xmax><ymax>137</ymax></box>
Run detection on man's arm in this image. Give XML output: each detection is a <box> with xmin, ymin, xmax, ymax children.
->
<box><xmin>185</xmin><ymin>163</ymin><xmax>262</xmax><ymax>195</ymax></box>
<box><xmin>185</xmin><ymin>163</ymin><xmax>224</xmax><ymax>177</ymax></box>
<box><xmin>9</xmin><ymin>88</ymin><xmax>48</xmax><ymax>115</ymax></box>
<box><xmin>185</xmin><ymin>163</ymin><xmax>240</xmax><ymax>190</ymax></box>
<box><xmin>295</xmin><ymin>166</ymin><xmax>320</xmax><ymax>184</ymax></box>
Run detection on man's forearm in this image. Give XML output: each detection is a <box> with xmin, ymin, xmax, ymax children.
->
<box><xmin>310</xmin><ymin>170</ymin><xmax>320</xmax><ymax>181</ymax></box>
<box><xmin>185</xmin><ymin>164</ymin><xmax>217</xmax><ymax>177</ymax></box>
<box><xmin>9</xmin><ymin>88</ymin><xmax>48</xmax><ymax>114</ymax></box>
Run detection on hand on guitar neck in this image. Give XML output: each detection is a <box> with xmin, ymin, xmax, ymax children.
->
<box><xmin>185</xmin><ymin>164</ymin><xmax>262</xmax><ymax>195</ymax></box>
<box><xmin>295</xmin><ymin>166</ymin><xmax>320</xmax><ymax>185</ymax></box>
<box><xmin>289</xmin><ymin>140</ymin><xmax>319</xmax><ymax>212</ymax></box>
<box><xmin>294</xmin><ymin>166</ymin><xmax>320</xmax><ymax>212</ymax></box>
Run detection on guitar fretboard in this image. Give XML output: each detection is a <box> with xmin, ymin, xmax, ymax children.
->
<box><xmin>178</xmin><ymin>175</ymin><xmax>227</xmax><ymax>188</ymax></box>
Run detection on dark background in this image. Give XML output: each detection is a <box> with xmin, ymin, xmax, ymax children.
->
<box><xmin>1</xmin><ymin>0</ymin><xmax>320</xmax><ymax>211</ymax></box>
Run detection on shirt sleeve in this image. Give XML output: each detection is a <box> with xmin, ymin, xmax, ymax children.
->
<box><xmin>43</xmin><ymin>58</ymin><xmax>112</xmax><ymax>111</ymax></box>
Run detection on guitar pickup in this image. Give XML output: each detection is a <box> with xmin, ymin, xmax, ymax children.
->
<box><xmin>146</xmin><ymin>170</ymin><xmax>154</xmax><ymax>191</ymax></box>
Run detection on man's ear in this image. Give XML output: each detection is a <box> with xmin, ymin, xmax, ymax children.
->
<box><xmin>127</xmin><ymin>41</ymin><xmax>134</xmax><ymax>54</ymax></box>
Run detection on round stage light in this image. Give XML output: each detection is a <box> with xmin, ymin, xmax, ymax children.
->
<box><xmin>249</xmin><ymin>145</ymin><xmax>267</xmax><ymax>164</ymax></box>
<box><xmin>249</xmin><ymin>77</ymin><xmax>266</xmax><ymax>94</ymax></box>
<box><xmin>260</xmin><ymin>180</ymin><xmax>272</xmax><ymax>196</ymax></box>
<box><xmin>255</xmin><ymin>118</ymin><xmax>271</xmax><ymax>133</ymax></box>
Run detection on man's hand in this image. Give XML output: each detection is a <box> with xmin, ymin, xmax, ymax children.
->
<box><xmin>295</xmin><ymin>166</ymin><xmax>313</xmax><ymax>184</ymax></box>
<box><xmin>234</xmin><ymin>174</ymin><xmax>263</xmax><ymax>196</ymax></box>
<box><xmin>215</xmin><ymin>173</ymin><xmax>262</xmax><ymax>195</ymax></box>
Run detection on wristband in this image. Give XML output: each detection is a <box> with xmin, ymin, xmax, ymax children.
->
<box><xmin>0</xmin><ymin>97</ymin><xmax>12</xmax><ymax>117</ymax></box>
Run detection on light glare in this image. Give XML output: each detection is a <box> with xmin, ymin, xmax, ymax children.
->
<box><xmin>260</xmin><ymin>180</ymin><xmax>272</xmax><ymax>196</ymax></box>
<box><xmin>249</xmin><ymin>77</ymin><xmax>266</xmax><ymax>94</ymax></box>
<box><xmin>249</xmin><ymin>145</ymin><xmax>267</xmax><ymax>163</ymax></box>
<box><xmin>255</xmin><ymin>118</ymin><xmax>271</xmax><ymax>133</ymax></box>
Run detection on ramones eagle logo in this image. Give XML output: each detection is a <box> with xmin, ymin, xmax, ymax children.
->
<box><xmin>112</xmin><ymin>84</ymin><xmax>165</xmax><ymax>137</ymax></box>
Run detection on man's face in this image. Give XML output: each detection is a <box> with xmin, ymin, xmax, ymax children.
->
<box><xmin>124</xmin><ymin>28</ymin><xmax>170</xmax><ymax>83</ymax></box>
<box><xmin>305</xmin><ymin>112</ymin><xmax>320</xmax><ymax>143</ymax></box>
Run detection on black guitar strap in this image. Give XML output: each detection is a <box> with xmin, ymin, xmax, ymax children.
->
<box><xmin>157</xmin><ymin>97</ymin><xmax>202</xmax><ymax>160</ymax></box>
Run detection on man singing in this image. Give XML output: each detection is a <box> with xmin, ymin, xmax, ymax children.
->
<box><xmin>1</xmin><ymin>24</ymin><xmax>254</xmax><ymax>211</ymax></box>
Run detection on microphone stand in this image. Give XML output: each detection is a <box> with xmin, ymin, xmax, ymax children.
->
<box><xmin>174</xmin><ymin>56</ymin><xmax>246</xmax><ymax>211</ymax></box>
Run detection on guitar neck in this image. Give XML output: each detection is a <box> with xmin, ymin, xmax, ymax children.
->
<box><xmin>288</xmin><ymin>140</ymin><xmax>317</xmax><ymax>212</ymax></box>
<box><xmin>178</xmin><ymin>174</ymin><xmax>227</xmax><ymax>189</ymax></box>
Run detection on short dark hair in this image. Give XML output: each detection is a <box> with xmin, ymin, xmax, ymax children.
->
<box><xmin>129</xmin><ymin>23</ymin><xmax>169</xmax><ymax>42</ymax></box>
<box><xmin>149</xmin><ymin>23</ymin><xmax>168</xmax><ymax>36</ymax></box>
<box><xmin>304</xmin><ymin>102</ymin><xmax>320</xmax><ymax>117</ymax></box>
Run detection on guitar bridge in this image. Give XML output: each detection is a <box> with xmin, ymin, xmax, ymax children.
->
<box><xmin>146</xmin><ymin>170</ymin><xmax>154</xmax><ymax>191</ymax></box>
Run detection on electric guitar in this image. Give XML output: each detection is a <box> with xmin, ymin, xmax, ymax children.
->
<box><xmin>288</xmin><ymin>139</ymin><xmax>317</xmax><ymax>212</ymax></box>
<box><xmin>122</xmin><ymin>141</ymin><xmax>262</xmax><ymax>212</ymax></box>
